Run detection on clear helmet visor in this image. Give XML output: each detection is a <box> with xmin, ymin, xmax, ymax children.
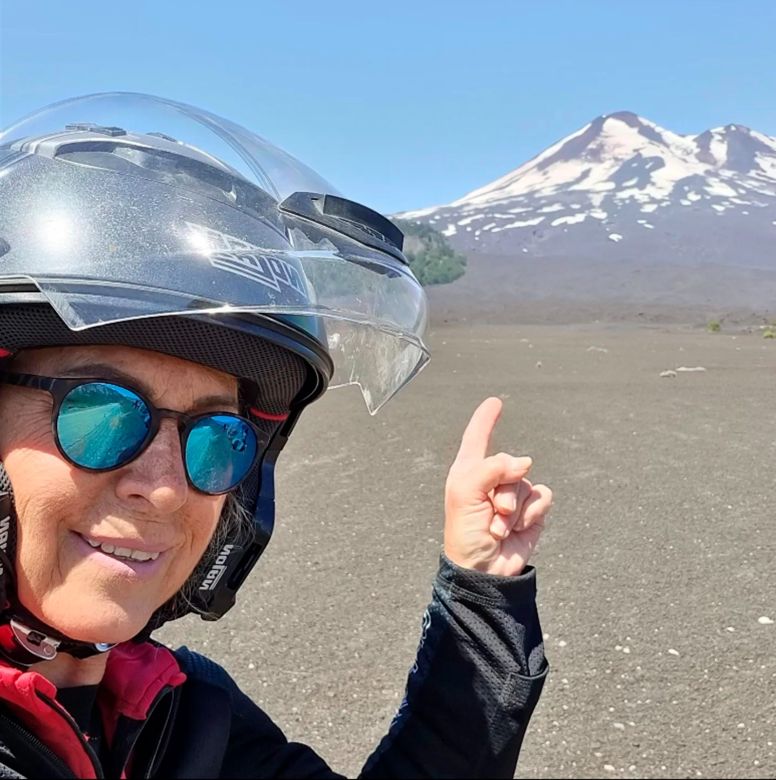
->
<box><xmin>0</xmin><ymin>93</ymin><xmax>429</xmax><ymax>413</ymax></box>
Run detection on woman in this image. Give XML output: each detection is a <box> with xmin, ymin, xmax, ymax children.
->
<box><xmin>0</xmin><ymin>93</ymin><xmax>552</xmax><ymax>778</ymax></box>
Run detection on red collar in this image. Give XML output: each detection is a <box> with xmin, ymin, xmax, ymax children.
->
<box><xmin>100</xmin><ymin>642</ymin><xmax>187</xmax><ymax>720</ymax></box>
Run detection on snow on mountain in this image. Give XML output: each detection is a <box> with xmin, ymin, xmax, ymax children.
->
<box><xmin>396</xmin><ymin>112</ymin><xmax>776</xmax><ymax>265</ymax></box>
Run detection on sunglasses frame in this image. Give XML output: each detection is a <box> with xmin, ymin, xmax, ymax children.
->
<box><xmin>0</xmin><ymin>371</ymin><xmax>262</xmax><ymax>495</ymax></box>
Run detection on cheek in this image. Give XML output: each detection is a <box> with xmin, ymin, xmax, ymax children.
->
<box><xmin>3</xmin><ymin>443</ymin><xmax>78</xmax><ymax>522</ymax></box>
<box><xmin>0</xmin><ymin>404</ymin><xmax>53</xmax><ymax>458</ymax></box>
<box><xmin>7</xmin><ymin>452</ymin><xmax>92</xmax><ymax>583</ymax></box>
<box><xmin>160</xmin><ymin>497</ymin><xmax>225</xmax><ymax>601</ymax></box>
<box><xmin>8</xmin><ymin>459</ymin><xmax>81</xmax><ymax>613</ymax></box>
<box><xmin>0</xmin><ymin>400</ymin><xmax>61</xmax><ymax>495</ymax></box>
<box><xmin>177</xmin><ymin>497</ymin><xmax>226</xmax><ymax>570</ymax></box>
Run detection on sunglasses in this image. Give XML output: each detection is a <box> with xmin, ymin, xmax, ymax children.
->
<box><xmin>0</xmin><ymin>372</ymin><xmax>262</xmax><ymax>495</ymax></box>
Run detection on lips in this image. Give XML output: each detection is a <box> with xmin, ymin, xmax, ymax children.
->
<box><xmin>77</xmin><ymin>532</ymin><xmax>170</xmax><ymax>564</ymax></box>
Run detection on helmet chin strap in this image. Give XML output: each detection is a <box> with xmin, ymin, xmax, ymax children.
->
<box><xmin>0</xmin><ymin>491</ymin><xmax>116</xmax><ymax>669</ymax></box>
<box><xmin>0</xmin><ymin>617</ymin><xmax>115</xmax><ymax>668</ymax></box>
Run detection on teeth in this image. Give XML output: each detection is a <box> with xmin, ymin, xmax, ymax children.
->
<box><xmin>83</xmin><ymin>536</ymin><xmax>159</xmax><ymax>562</ymax></box>
<box><xmin>129</xmin><ymin>549</ymin><xmax>158</xmax><ymax>562</ymax></box>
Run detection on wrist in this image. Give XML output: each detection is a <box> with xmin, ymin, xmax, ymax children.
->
<box><xmin>437</xmin><ymin>553</ymin><xmax>538</xmax><ymax>606</ymax></box>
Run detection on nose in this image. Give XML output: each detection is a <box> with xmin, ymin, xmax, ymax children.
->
<box><xmin>114</xmin><ymin>419</ymin><xmax>189</xmax><ymax>513</ymax></box>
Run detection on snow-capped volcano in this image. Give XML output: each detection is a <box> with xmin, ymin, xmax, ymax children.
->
<box><xmin>397</xmin><ymin>112</ymin><xmax>776</xmax><ymax>265</ymax></box>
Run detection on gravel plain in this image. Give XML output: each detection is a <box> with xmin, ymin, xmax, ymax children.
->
<box><xmin>158</xmin><ymin>321</ymin><xmax>776</xmax><ymax>778</ymax></box>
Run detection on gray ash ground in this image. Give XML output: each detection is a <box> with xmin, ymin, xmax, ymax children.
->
<box><xmin>158</xmin><ymin>322</ymin><xmax>776</xmax><ymax>778</ymax></box>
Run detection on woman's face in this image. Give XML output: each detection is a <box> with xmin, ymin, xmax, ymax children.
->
<box><xmin>0</xmin><ymin>345</ymin><xmax>238</xmax><ymax>644</ymax></box>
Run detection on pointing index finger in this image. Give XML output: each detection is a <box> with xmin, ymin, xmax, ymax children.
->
<box><xmin>454</xmin><ymin>396</ymin><xmax>504</xmax><ymax>462</ymax></box>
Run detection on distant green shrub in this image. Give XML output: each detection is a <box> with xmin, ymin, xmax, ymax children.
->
<box><xmin>763</xmin><ymin>328</ymin><xmax>776</xmax><ymax>339</ymax></box>
<box><xmin>706</xmin><ymin>320</ymin><xmax>721</xmax><ymax>333</ymax></box>
<box><xmin>392</xmin><ymin>219</ymin><xmax>467</xmax><ymax>286</ymax></box>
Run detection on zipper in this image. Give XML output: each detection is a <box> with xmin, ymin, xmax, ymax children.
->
<box><xmin>140</xmin><ymin>685</ymin><xmax>178</xmax><ymax>779</ymax></box>
<box><xmin>0</xmin><ymin>710</ymin><xmax>76</xmax><ymax>777</ymax></box>
<box><xmin>105</xmin><ymin>684</ymin><xmax>177</xmax><ymax>779</ymax></box>
<box><xmin>37</xmin><ymin>691</ymin><xmax>104</xmax><ymax>778</ymax></box>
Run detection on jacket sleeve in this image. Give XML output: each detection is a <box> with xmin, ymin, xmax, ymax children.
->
<box><xmin>174</xmin><ymin>554</ymin><xmax>546</xmax><ymax>779</ymax></box>
<box><xmin>358</xmin><ymin>555</ymin><xmax>548</xmax><ymax>779</ymax></box>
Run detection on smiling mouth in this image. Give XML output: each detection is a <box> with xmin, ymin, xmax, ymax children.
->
<box><xmin>80</xmin><ymin>535</ymin><xmax>160</xmax><ymax>562</ymax></box>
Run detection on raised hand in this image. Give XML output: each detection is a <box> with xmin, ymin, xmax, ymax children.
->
<box><xmin>443</xmin><ymin>397</ymin><xmax>553</xmax><ymax>576</ymax></box>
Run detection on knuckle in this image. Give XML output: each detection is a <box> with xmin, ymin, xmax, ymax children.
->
<box><xmin>489</xmin><ymin>452</ymin><xmax>512</xmax><ymax>471</ymax></box>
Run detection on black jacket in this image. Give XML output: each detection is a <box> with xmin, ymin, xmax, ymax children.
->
<box><xmin>0</xmin><ymin>557</ymin><xmax>548</xmax><ymax>778</ymax></box>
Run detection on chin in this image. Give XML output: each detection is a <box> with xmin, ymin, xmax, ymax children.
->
<box><xmin>38</xmin><ymin>601</ymin><xmax>154</xmax><ymax>646</ymax></box>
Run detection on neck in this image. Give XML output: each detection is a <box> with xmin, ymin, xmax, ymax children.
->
<box><xmin>30</xmin><ymin>651</ymin><xmax>109</xmax><ymax>688</ymax></box>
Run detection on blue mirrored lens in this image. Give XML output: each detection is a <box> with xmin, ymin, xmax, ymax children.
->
<box><xmin>185</xmin><ymin>415</ymin><xmax>258</xmax><ymax>494</ymax></box>
<box><xmin>57</xmin><ymin>383</ymin><xmax>151</xmax><ymax>469</ymax></box>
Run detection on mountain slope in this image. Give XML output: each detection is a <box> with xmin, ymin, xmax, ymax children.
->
<box><xmin>397</xmin><ymin>112</ymin><xmax>776</xmax><ymax>268</ymax></box>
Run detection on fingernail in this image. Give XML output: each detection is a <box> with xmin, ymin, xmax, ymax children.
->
<box><xmin>490</xmin><ymin>520</ymin><xmax>506</xmax><ymax>538</ymax></box>
<box><xmin>498</xmin><ymin>495</ymin><xmax>516</xmax><ymax>514</ymax></box>
<box><xmin>512</xmin><ymin>456</ymin><xmax>532</xmax><ymax>470</ymax></box>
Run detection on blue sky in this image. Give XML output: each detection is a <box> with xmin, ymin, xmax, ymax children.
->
<box><xmin>2</xmin><ymin>0</ymin><xmax>775</xmax><ymax>214</ymax></box>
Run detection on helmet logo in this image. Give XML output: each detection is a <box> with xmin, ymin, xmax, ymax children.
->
<box><xmin>199</xmin><ymin>543</ymin><xmax>235</xmax><ymax>591</ymax></box>
<box><xmin>210</xmin><ymin>250</ymin><xmax>307</xmax><ymax>296</ymax></box>
<box><xmin>185</xmin><ymin>221</ymin><xmax>307</xmax><ymax>297</ymax></box>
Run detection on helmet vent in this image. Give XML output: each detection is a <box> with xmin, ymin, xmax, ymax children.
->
<box><xmin>65</xmin><ymin>122</ymin><xmax>127</xmax><ymax>137</ymax></box>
